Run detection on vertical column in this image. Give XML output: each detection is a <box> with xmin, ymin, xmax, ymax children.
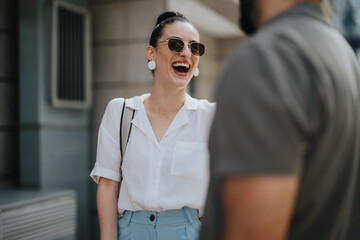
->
<box><xmin>19</xmin><ymin>0</ymin><xmax>41</xmax><ymax>188</ymax></box>
<box><xmin>19</xmin><ymin>0</ymin><xmax>91</xmax><ymax>239</ymax></box>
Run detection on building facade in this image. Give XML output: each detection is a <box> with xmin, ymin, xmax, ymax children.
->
<box><xmin>0</xmin><ymin>0</ymin><xmax>243</xmax><ymax>239</ymax></box>
<box><xmin>1</xmin><ymin>0</ymin><xmax>357</xmax><ymax>239</ymax></box>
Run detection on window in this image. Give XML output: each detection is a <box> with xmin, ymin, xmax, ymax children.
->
<box><xmin>51</xmin><ymin>0</ymin><xmax>91</xmax><ymax>108</ymax></box>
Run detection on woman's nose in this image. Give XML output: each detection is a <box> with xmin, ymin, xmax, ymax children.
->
<box><xmin>180</xmin><ymin>44</ymin><xmax>192</xmax><ymax>57</ymax></box>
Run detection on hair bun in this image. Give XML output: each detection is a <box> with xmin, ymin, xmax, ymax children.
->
<box><xmin>156</xmin><ymin>11</ymin><xmax>186</xmax><ymax>25</ymax></box>
<box><xmin>149</xmin><ymin>11</ymin><xmax>191</xmax><ymax>47</ymax></box>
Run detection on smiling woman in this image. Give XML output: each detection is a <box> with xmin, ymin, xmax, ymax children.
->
<box><xmin>146</xmin><ymin>13</ymin><xmax>203</xmax><ymax>91</ymax></box>
<box><xmin>90</xmin><ymin>11</ymin><xmax>216</xmax><ymax>240</ymax></box>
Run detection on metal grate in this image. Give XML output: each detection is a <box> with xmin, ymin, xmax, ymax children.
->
<box><xmin>0</xmin><ymin>190</ymin><xmax>76</xmax><ymax>240</ymax></box>
<box><xmin>52</xmin><ymin>0</ymin><xmax>91</xmax><ymax>109</ymax></box>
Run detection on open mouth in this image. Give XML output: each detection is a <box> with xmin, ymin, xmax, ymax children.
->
<box><xmin>172</xmin><ymin>62</ymin><xmax>190</xmax><ymax>74</ymax></box>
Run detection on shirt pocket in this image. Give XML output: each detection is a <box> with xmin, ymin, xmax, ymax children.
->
<box><xmin>171</xmin><ymin>141</ymin><xmax>208</xmax><ymax>179</ymax></box>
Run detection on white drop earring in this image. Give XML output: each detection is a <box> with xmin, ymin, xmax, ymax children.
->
<box><xmin>194</xmin><ymin>67</ymin><xmax>199</xmax><ymax>77</ymax></box>
<box><xmin>148</xmin><ymin>60</ymin><xmax>156</xmax><ymax>70</ymax></box>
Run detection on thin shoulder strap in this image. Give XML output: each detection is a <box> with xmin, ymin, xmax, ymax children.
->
<box><xmin>119</xmin><ymin>99</ymin><xmax>135</xmax><ymax>180</ymax></box>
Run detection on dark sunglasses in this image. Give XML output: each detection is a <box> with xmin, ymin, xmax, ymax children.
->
<box><xmin>155</xmin><ymin>37</ymin><xmax>205</xmax><ymax>56</ymax></box>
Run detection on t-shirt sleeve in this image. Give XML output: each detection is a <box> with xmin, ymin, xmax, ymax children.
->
<box><xmin>90</xmin><ymin>99</ymin><xmax>123</xmax><ymax>183</ymax></box>
<box><xmin>210</xmin><ymin>37</ymin><xmax>321</xmax><ymax>176</ymax></box>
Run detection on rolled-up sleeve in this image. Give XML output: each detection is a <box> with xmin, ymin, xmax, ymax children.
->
<box><xmin>90</xmin><ymin>99</ymin><xmax>122</xmax><ymax>183</ymax></box>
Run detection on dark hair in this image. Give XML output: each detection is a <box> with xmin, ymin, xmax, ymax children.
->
<box><xmin>149</xmin><ymin>11</ymin><xmax>190</xmax><ymax>46</ymax></box>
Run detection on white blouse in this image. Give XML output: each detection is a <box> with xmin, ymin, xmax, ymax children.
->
<box><xmin>90</xmin><ymin>93</ymin><xmax>215</xmax><ymax>216</ymax></box>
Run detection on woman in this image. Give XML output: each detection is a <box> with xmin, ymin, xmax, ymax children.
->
<box><xmin>90</xmin><ymin>11</ymin><xmax>215</xmax><ymax>240</ymax></box>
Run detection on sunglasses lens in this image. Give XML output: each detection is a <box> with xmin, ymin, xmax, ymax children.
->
<box><xmin>166</xmin><ymin>38</ymin><xmax>205</xmax><ymax>56</ymax></box>
<box><xmin>190</xmin><ymin>43</ymin><xmax>205</xmax><ymax>56</ymax></box>
<box><xmin>168</xmin><ymin>39</ymin><xmax>184</xmax><ymax>53</ymax></box>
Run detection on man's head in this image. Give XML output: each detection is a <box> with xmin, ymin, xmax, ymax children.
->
<box><xmin>239</xmin><ymin>0</ymin><xmax>258</xmax><ymax>35</ymax></box>
<box><xmin>238</xmin><ymin>0</ymin><xmax>325</xmax><ymax>35</ymax></box>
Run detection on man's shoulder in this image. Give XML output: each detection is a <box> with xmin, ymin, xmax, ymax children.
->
<box><xmin>232</xmin><ymin>23</ymin><xmax>305</xmax><ymax>61</ymax></box>
<box><xmin>228</xmin><ymin>28</ymin><xmax>305</xmax><ymax>74</ymax></box>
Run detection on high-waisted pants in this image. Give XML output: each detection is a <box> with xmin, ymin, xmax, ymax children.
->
<box><xmin>117</xmin><ymin>207</ymin><xmax>201</xmax><ymax>240</ymax></box>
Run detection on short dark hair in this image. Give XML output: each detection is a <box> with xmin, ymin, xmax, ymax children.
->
<box><xmin>149</xmin><ymin>11</ymin><xmax>190</xmax><ymax>47</ymax></box>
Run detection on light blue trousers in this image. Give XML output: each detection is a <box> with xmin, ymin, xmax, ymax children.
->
<box><xmin>117</xmin><ymin>207</ymin><xmax>201</xmax><ymax>240</ymax></box>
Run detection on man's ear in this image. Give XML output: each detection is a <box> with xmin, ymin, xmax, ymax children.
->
<box><xmin>146</xmin><ymin>45</ymin><xmax>156</xmax><ymax>61</ymax></box>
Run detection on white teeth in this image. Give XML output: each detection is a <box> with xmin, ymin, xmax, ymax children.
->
<box><xmin>172</xmin><ymin>62</ymin><xmax>190</xmax><ymax>68</ymax></box>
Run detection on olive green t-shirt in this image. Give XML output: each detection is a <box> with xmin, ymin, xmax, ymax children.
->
<box><xmin>201</xmin><ymin>3</ymin><xmax>360</xmax><ymax>240</ymax></box>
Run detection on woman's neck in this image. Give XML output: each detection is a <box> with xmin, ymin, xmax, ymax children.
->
<box><xmin>144</xmin><ymin>87</ymin><xmax>186</xmax><ymax>115</ymax></box>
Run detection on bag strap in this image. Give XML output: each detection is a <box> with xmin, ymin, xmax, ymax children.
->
<box><xmin>119</xmin><ymin>99</ymin><xmax>135</xmax><ymax>181</ymax></box>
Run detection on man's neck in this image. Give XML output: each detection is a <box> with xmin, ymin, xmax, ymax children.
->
<box><xmin>256</xmin><ymin>0</ymin><xmax>320</xmax><ymax>28</ymax></box>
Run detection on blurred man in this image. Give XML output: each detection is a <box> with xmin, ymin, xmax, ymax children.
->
<box><xmin>200</xmin><ymin>0</ymin><xmax>360</xmax><ymax>239</ymax></box>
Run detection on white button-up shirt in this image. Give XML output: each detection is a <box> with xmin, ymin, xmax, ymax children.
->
<box><xmin>90</xmin><ymin>93</ymin><xmax>215</xmax><ymax>216</ymax></box>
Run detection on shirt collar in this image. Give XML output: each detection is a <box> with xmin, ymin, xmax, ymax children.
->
<box><xmin>184</xmin><ymin>93</ymin><xmax>198</xmax><ymax>110</ymax></box>
<box><xmin>125</xmin><ymin>93</ymin><xmax>150</xmax><ymax>110</ymax></box>
<box><xmin>125</xmin><ymin>93</ymin><xmax>198</xmax><ymax>111</ymax></box>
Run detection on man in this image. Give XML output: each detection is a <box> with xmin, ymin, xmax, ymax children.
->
<box><xmin>200</xmin><ymin>0</ymin><xmax>360</xmax><ymax>239</ymax></box>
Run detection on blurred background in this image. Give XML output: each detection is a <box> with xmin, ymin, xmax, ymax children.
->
<box><xmin>0</xmin><ymin>0</ymin><xmax>358</xmax><ymax>239</ymax></box>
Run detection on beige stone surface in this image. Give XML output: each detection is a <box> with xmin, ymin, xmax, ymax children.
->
<box><xmin>123</xmin><ymin>42</ymin><xmax>153</xmax><ymax>83</ymax></box>
<box><xmin>123</xmin><ymin>0</ymin><xmax>165</xmax><ymax>40</ymax></box>
<box><xmin>93</xmin><ymin>45</ymin><xmax>124</xmax><ymax>83</ymax></box>
<box><xmin>91</xmin><ymin>83</ymin><xmax>151</xmax><ymax>126</ymax></box>
<box><xmin>92</xmin><ymin>88</ymin><xmax>125</xmax><ymax>126</ymax></box>
<box><xmin>92</xmin><ymin>2</ymin><xmax>124</xmax><ymax>41</ymax></box>
<box><xmin>123</xmin><ymin>84</ymin><xmax>153</xmax><ymax>99</ymax></box>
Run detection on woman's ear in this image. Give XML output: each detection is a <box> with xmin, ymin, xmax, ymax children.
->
<box><xmin>146</xmin><ymin>45</ymin><xmax>156</xmax><ymax>61</ymax></box>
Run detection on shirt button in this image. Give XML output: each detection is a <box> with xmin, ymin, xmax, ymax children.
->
<box><xmin>150</xmin><ymin>214</ymin><xmax>155</xmax><ymax>221</ymax></box>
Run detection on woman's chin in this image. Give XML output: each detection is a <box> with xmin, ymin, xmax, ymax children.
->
<box><xmin>170</xmin><ymin>72</ymin><xmax>191</xmax><ymax>88</ymax></box>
